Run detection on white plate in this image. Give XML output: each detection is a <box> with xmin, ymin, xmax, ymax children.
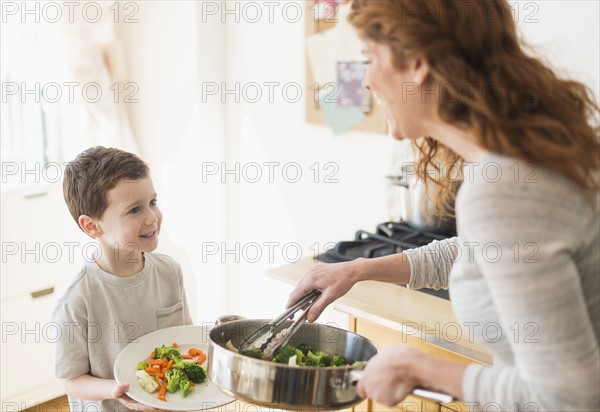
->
<box><xmin>114</xmin><ymin>325</ymin><xmax>234</xmax><ymax>411</ymax></box>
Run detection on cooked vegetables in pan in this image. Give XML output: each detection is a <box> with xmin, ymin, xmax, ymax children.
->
<box><xmin>227</xmin><ymin>340</ymin><xmax>367</xmax><ymax>367</ymax></box>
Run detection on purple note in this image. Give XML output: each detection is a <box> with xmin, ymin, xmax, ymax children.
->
<box><xmin>337</xmin><ymin>61</ymin><xmax>371</xmax><ymax>112</ymax></box>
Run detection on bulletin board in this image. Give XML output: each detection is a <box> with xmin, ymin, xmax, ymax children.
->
<box><xmin>305</xmin><ymin>1</ymin><xmax>388</xmax><ymax>134</ymax></box>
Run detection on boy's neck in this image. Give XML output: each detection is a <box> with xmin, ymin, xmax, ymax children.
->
<box><xmin>95</xmin><ymin>250</ymin><xmax>146</xmax><ymax>277</ymax></box>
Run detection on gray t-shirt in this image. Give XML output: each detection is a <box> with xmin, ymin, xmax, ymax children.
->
<box><xmin>406</xmin><ymin>152</ymin><xmax>599</xmax><ymax>411</ymax></box>
<box><xmin>52</xmin><ymin>252</ymin><xmax>193</xmax><ymax>411</ymax></box>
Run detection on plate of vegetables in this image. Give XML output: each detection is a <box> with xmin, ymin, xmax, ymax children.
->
<box><xmin>114</xmin><ymin>325</ymin><xmax>234</xmax><ymax>411</ymax></box>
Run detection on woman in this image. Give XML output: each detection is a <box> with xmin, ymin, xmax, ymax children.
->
<box><xmin>288</xmin><ymin>1</ymin><xmax>599</xmax><ymax>410</ymax></box>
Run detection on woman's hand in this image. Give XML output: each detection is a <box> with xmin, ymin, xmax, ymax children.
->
<box><xmin>286</xmin><ymin>260</ymin><xmax>363</xmax><ymax>322</ymax></box>
<box><xmin>112</xmin><ymin>383</ymin><xmax>168</xmax><ymax>412</ymax></box>
<box><xmin>356</xmin><ymin>346</ymin><xmax>424</xmax><ymax>407</ymax></box>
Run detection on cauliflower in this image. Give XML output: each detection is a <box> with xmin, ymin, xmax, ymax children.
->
<box><xmin>288</xmin><ymin>354</ymin><xmax>297</xmax><ymax>366</ymax></box>
<box><xmin>136</xmin><ymin>370</ymin><xmax>159</xmax><ymax>393</ymax></box>
<box><xmin>225</xmin><ymin>340</ymin><xmax>239</xmax><ymax>353</ymax></box>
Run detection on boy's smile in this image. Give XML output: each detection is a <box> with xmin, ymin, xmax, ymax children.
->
<box><xmin>92</xmin><ymin>176</ymin><xmax>162</xmax><ymax>275</ymax></box>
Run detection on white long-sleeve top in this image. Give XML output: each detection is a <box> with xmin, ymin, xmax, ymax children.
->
<box><xmin>405</xmin><ymin>152</ymin><xmax>599</xmax><ymax>411</ymax></box>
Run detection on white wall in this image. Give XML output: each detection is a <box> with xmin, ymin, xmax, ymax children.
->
<box><xmin>119</xmin><ymin>1</ymin><xmax>393</xmax><ymax>326</ymax></box>
<box><xmin>118</xmin><ymin>0</ymin><xmax>599</xmax><ymax>325</ymax></box>
<box><xmin>512</xmin><ymin>0</ymin><xmax>599</xmax><ymax>96</ymax></box>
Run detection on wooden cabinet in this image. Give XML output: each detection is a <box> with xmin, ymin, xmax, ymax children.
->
<box><xmin>350</xmin><ymin>317</ymin><xmax>489</xmax><ymax>412</ymax></box>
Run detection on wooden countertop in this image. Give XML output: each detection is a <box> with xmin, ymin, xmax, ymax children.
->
<box><xmin>267</xmin><ymin>257</ymin><xmax>493</xmax><ymax>365</ymax></box>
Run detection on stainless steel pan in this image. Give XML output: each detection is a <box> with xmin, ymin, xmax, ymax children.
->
<box><xmin>208</xmin><ymin>318</ymin><xmax>452</xmax><ymax>410</ymax></box>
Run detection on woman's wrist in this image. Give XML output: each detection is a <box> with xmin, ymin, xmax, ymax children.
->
<box><xmin>347</xmin><ymin>258</ymin><xmax>368</xmax><ymax>284</ymax></box>
<box><xmin>410</xmin><ymin>351</ymin><xmax>466</xmax><ymax>400</ymax></box>
<box><xmin>349</xmin><ymin>254</ymin><xmax>411</xmax><ymax>285</ymax></box>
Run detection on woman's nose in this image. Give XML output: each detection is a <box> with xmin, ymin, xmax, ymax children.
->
<box><xmin>361</xmin><ymin>75</ymin><xmax>371</xmax><ymax>91</ymax></box>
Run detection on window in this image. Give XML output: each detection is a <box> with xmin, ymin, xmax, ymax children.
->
<box><xmin>1</xmin><ymin>22</ymin><xmax>48</xmax><ymax>189</ymax></box>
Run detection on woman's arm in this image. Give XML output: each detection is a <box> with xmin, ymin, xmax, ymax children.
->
<box><xmin>287</xmin><ymin>237</ymin><xmax>459</xmax><ymax>322</ymax></box>
<box><xmin>287</xmin><ymin>252</ymin><xmax>411</xmax><ymax>322</ymax></box>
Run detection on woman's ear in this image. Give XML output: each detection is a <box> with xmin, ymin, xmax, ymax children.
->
<box><xmin>78</xmin><ymin>215</ymin><xmax>102</xmax><ymax>238</ymax></box>
<box><xmin>413</xmin><ymin>57</ymin><xmax>430</xmax><ymax>86</ymax></box>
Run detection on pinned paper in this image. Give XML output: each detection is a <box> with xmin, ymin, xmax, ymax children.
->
<box><xmin>337</xmin><ymin>61</ymin><xmax>371</xmax><ymax>111</ymax></box>
<box><xmin>336</xmin><ymin>2</ymin><xmax>363</xmax><ymax>58</ymax></box>
<box><xmin>306</xmin><ymin>27</ymin><xmax>345</xmax><ymax>86</ymax></box>
<box><xmin>306</xmin><ymin>2</ymin><xmax>365</xmax><ymax>85</ymax></box>
<box><xmin>318</xmin><ymin>89</ymin><xmax>366</xmax><ymax>134</ymax></box>
<box><xmin>306</xmin><ymin>1</ymin><xmax>370</xmax><ymax>134</ymax></box>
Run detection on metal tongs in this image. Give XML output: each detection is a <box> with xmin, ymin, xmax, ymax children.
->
<box><xmin>238</xmin><ymin>289</ymin><xmax>321</xmax><ymax>357</ymax></box>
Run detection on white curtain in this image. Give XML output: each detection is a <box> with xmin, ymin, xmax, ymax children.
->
<box><xmin>56</xmin><ymin>0</ymin><xmax>139</xmax><ymax>158</ymax></box>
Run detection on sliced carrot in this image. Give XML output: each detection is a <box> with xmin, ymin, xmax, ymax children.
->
<box><xmin>182</xmin><ymin>354</ymin><xmax>193</xmax><ymax>359</ymax></box>
<box><xmin>148</xmin><ymin>359</ymin><xmax>166</xmax><ymax>366</ymax></box>
<box><xmin>150</xmin><ymin>351</ymin><xmax>155</xmax><ymax>359</ymax></box>
<box><xmin>172</xmin><ymin>342</ymin><xmax>178</xmax><ymax>348</ymax></box>
<box><xmin>158</xmin><ymin>383</ymin><xmax>167</xmax><ymax>401</ymax></box>
<box><xmin>197</xmin><ymin>353</ymin><xmax>207</xmax><ymax>365</ymax></box>
<box><xmin>189</xmin><ymin>380</ymin><xmax>195</xmax><ymax>387</ymax></box>
<box><xmin>145</xmin><ymin>367</ymin><xmax>160</xmax><ymax>374</ymax></box>
<box><xmin>162</xmin><ymin>359</ymin><xmax>174</xmax><ymax>373</ymax></box>
<box><xmin>188</xmin><ymin>348</ymin><xmax>203</xmax><ymax>357</ymax></box>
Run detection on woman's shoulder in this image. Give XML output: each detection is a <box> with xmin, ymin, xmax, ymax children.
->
<box><xmin>461</xmin><ymin>152</ymin><xmax>593</xmax><ymax>210</ymax></box>
<box><xmin>457</xmin><ymin>151</ymin><xmax>597</xmax><ymax>231</ymax></box>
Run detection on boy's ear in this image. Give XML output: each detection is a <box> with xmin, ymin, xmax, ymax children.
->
<box><xmin>78</xmin><ymin>215</ymin><xmax>102</xmax><ymax>238</ymax></box>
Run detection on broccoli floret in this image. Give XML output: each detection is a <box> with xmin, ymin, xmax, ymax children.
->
<box><xmin>183</xmin><ymin>363</ymin><xmax>207</xmax><ymax>384</ymax></box>
<box><xmin>154</xmin><ymin>345</ymin><xmax>181</xmax><ymax>360</ymax></box>
<box><xmin>171</xmin><ymin>355</ymin><xmax>186</xmax><ymax>370</ymax></box>
<box><xmin>179</xmin><ymin>378</ymin><xmax>193</xmax><ymax>398</ymax></box>
<box><xmin>165</xmin><ymin>369</ymin><xmax>186</xmax><ymax>394</ymax></box>
<box><xmin>306</xmin><ymin>350</ymin><xmax>331</xmax><ymax>367</ymax></box>
<box><xmin>240</xmin><ymin>348</ymin><xmax>265</xmax><ymax>359</ymax></box>
<box><xmin>332</xmin><ymin>355</ymin><xmax>348</xmax><ymax>367</ymax></box>
<box><xmin>352</xmin><ymin>360</ymin><xmax>367</xmax><ymax>368</ymax></box>
<box><xmin>296</xmin><ymin>343</ymin><xmax>313</xmax><ymax>356</ymax></box>
<box><xmin>272</xmin><ymin>345</ymin><xmax>297</xmax><ymax>364</ymax></box>
<box><xmin>294</xmin><ymin>348</ymin><xmax>306</xmax><ymax>365</ymax></box>
<box><xmin>137</xmin><ymin>361</ymin><xmax>149</xmax><ymax>370</ymax></box>
<box><xmin>331</xmin><ymin>355</ymin><xmax>348</xmax><ymax>366</ymax></box>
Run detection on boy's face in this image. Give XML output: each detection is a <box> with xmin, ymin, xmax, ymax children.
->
<box><xmin>95</xmin><ymin>177</ymin><xmax>162</xmax><ymax>257</ymax></box>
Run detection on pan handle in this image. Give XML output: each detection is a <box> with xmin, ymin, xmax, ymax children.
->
<box><xmin>348</xmin><ymin>370</ymin><xmax>453</xmax><ymax>404</ymax></box>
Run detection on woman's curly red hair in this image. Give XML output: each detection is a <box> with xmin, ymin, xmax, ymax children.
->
<box><xmin>350</xmin><ymin>0</ymin><xmax>599</xmax><ymax>218</ymax></box>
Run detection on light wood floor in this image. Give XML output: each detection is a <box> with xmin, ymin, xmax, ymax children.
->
<box><xmin>24</xmin><ymin>395</ymin><xmax>70</xmax><ymax>411</ymax></box>
<box><xmin>22</xmin><ymin>397</ymin><xmax>279</xmax><ymax>411</ymax></box>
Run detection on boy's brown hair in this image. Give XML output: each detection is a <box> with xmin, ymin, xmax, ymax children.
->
<box><xmin>63</xmin><ymin>146</ymin><xmax>149</xmax><ymax>224</ymax></box>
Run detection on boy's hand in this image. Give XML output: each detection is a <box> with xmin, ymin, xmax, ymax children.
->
<box><xmin>112</xmin><ymin>383</ymin><xmax>168</xmax><ymax>412</ymax></box>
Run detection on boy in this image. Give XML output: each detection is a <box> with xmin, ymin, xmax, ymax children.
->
<box><xmin>53</xmin><ymin>146</ymin><xmax>193</xmax><ymax>411</ymax></box>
